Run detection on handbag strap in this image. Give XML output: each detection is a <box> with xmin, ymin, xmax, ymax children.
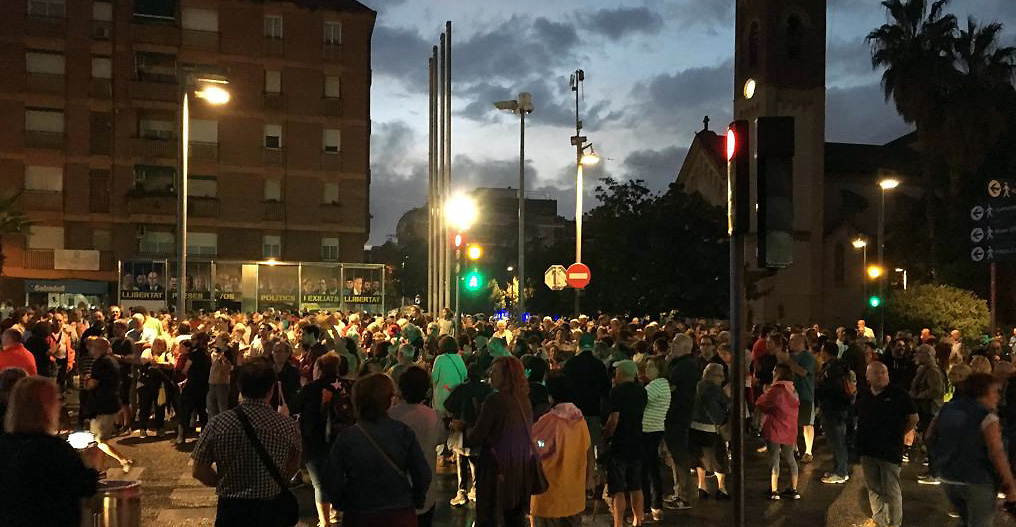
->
<box><xmin>508</xmin><ymin>395</ymin><xmax>539</xmax><ymax>454</ymax></box>
<box><xmin>355</xmin><ymin>423</ymin><xmax>410</xmax><ymax>483</ymax></box>
<box><xmin>234</xmin><ymin>407</ymin><xmax>288</xmax><ymax>494</ymax></box>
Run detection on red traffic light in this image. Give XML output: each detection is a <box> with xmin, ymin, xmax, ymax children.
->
<box><xmin>454</xmin><ymin>234</ymin><xmax>462</xmax><ymax>247</ymax></box>
<box><xmin>726</xmin><ymin>128</ymin><xmax>737</xmax><ymax>161</ymax></box>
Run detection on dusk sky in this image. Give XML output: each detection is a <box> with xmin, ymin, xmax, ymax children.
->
<box><xmin>366</xmin><ymin>0</ymin><xmax>1016</xmax><ymax>246</ymax></box>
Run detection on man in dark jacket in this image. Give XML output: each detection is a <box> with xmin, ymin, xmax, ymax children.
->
<box><xmin>663</xmin><ymin>333</ymin><xmax>697</xmax><ymax>510</ymax></box>
<box><xmin>816</xmin><ymin>341</ymin><xmax>853</xmax><ymax>484</ymax></box>
<box><xmin>562</xmin><ymin>333</ymin><xmax>610</xmax><ymax>491</ymax></box>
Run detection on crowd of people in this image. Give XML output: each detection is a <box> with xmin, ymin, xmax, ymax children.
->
<box><xmin>0</xmin><ymin>304</ymin><xmax>1015</xmax><ymax>527</ymax></box>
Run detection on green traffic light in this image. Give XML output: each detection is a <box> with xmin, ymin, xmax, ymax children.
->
<box><xmin>465</xmin><ymin>271</ymin><xmax>483</xmax><ymax>292</ymax></box>
<box><xmin>869</xmin><ymin>296</ymin><xmax>882</xmax><ymax>308</ymax></box>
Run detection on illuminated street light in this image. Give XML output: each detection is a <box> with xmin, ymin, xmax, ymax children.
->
<box><xmin>580</xmin><ymin>145</ymin><xmax>600</xmax><ymax>166</ymax></box>
<box><xmin>867</xmin><ymin>265</ymin><xmax>884</xmax><ymax>279</ymax></box>
<box><xmin>879</xmin><ymin>178</ymin><xmax>900</xmax><ymax>190</ymax></box>
<box><xmin>194</xmin><ymin>84</ymin><xmax>230</xmax><ymax>105</ymax></box>
<box><xmin>445</xmin><ymin>193</ymin><xmax>478</xmax><ymax>232</ymax></box>
<box><xmin>852</xmin><ymin>238</ymin><xmax>867</xmax><ymax>249</ymax></box>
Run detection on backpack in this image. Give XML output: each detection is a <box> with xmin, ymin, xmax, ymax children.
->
<box><xmin>321</xmin><ymin>379</ymin><xmax>355</xmax><ymax>444</ymax></box>
<box><xmin>843</xmin><ymin>369</ymin><xmax>857</xmax><ymax>399</ymax></box>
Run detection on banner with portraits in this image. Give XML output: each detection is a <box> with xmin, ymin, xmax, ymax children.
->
<box><xmin>169</xmin><ymin>261</ymin><xmax>213</xmax><ymax>303</ymax></box>
<box><xmin>214</xmin><ymin>262</ymin><xmax>242</xmax><ymax>303</ymax></box>
<box><xmin>300</xmin><ymin>264</ymin><xmax>342</xmax><ymax>309</ymax></box>
<box><xmin>341</xmin><ymin>265</ymin><xmax>383</xmax><ymax>312</ymax></box>
<box><xmin>119</xmin><ymin>260</ymin><xmax>168</xmax><ymax>302</ymax></box>
<box><xmin>257</xmin><ymin>263</ymin><xmax>299</xmax><ymax>310</ymax></box>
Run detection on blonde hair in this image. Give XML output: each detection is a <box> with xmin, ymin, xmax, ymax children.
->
<box><xmin>970</xmin><ymin>355</ymin><xmax>992</xmax><ymax>375</ymax></box>
<box><xmin>5</xmin><ymin>376</ymin><xmax>60</xmax><ymax>434</ymax></box>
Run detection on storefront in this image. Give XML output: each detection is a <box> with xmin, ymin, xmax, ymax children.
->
<box><xmin>24</xmin><ymin>279</ymin><xmax>112</xmax><ymax>309</ymax></box>
<box><xmin>118</xmin><ymin>259</ymin><xmax>386</xmax><ymax>314</ymax></box>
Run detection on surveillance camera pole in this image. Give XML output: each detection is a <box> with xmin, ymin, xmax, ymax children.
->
<box><xmin>570</xmin><ymin>69</ymin><xmax>585</xmax><ymax>317</ymax></box>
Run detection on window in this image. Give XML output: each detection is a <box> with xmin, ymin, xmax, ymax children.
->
<box><xmin>324</xmin><ymin>21</ymin><xmax>341</xmax><ymax>45</ymax></box>
<box><xmin>135</xmin><ymin>51</ymin><xmax>176</xmax><ymax>83</ymax></box>
<box><xmin>321</xmin><ymin>237</ymin><xmax>339</xmax><ymax>261</ymax></box>
<box><xmin>264</xmin><ymin>124</ymin><xmax>282</xmax><ymax>149</ymax></box>
<box><xmin>133</xmin><ymin>165</ymin><xmax>175</xmax><ymax>193</ymax></box>
<box><xmin>323</xmin><ymin>129</ymin><xmax>340</xmax><ymax>153</ymax></box>
<box><xmin>834</xmin><ymin>242</ymin><xmax>845</xmax><ymax>287</ymax></box>
<box><xmin>133</xmin><ymin>0</ymin><xmax>175</xmax><ymax>21</ymax></box>
<box><xmin>92</xmin><ymin>1</ymin><xmax>112</xmax><ymax>21</ymax></box>
<box><xmin>322</xmin><ymin>182</ymin><xmax>339</xmax><ymax>204</ymax></box>
<box><xmin>264</xmin><ymin>179</ymin><xmax>281</xmax><ymax>201</ymax></box>
<box><xmin>139</xmin><ymin>231</ymin><xmax>174</xmax><ymax>254</ymax></box>
<box><xmin>25</xmin><ymin>109</ymin><xmax>64</xmax><ymax>134</ymax></box>
<box><xmin>324</xmin><ymin>76</ymin><xmax>341</xmax><ymax>98</ymax></box>
<box><xmin>181</xmin><ymin>7</ymin><xmax>218</xmax><ymax>32</ymax></box>
<box><xmin>264</xmin><ymin>16</ymin><xmax>283</xmax><ymax>39</ymax></box>
<box><xmin>28</xmin><ymin>0</ymin><xmax>65</xmax><ymax>18</ymax></box>
<box><xmin>139</xmin><ymin>113</ymin><xmax>174</xmax><ymax>140</ymax></box>
<box><xmin>91</xmin><ymin>57</ymin><xmax>112</xmax><ymax>79</ymax></box>
<box><xmin>92</xmin><ymin>228</ymin><xmax>111</xmax><ymax>251</ymax></box>
<box><xmin>25</xmin><ymin>166</ymin><xmax>63</xmax><ymax>192</ymax></box>
<box><xmin>188</xmin><ymin>176</ymin><xmax>217</xmax><ymax>197</ymax></box>
<box><xmin>26</xmin><ymin>51</ymin><xmax>65</xmax><ymax>75</ymax></box>
<box><xmin>189</xmin><ymin>119</ymin><xmax>218</xmax><ymax>144</ymax></box>
<box><xmin>787</xmin><ymin>15</ymin><xmax>803</xmax><ymax>59</ymax></box>
<box><xmin>28</xmin><ymin>226</ymin><xmax>64</xmax><ymax>250</ymax></box>
<box><xmin>187</xmin><ymin>232</ymin><xmax>217</xmax><ymax>256</ymax></box>
<box><xmin>265</xmin><ymin>70</ymin><xmax>281</xmax><ymax>94</ymax></box>
<box><xmin>263</xmin><ymin>235</ymin><xmax>281</xmax><ymax>258</ymax></box>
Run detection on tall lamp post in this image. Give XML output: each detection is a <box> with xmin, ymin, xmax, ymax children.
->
<box><xmin>876</xmin><ymin>177</ymin><xmax>899</xmax><ymax>342</ymax></box>
<box><xmin>852</xmin><ymin>237</ymin><xmax>868</xmax><ymax>299</ymax></box>
<box><xmin>494</xmin><ymin>93</ymin><xmax>533</xmax><ymax>319</ymax></box>
<box><xmin>177</xmin><ymin>72</ymin><xmax>229</xmax><ymax>316</ymax></box>
<box><xmin>570</xmin><ymin>69</ymin><xmax>600</xmax><ymax>316</ymax></box>
<box><xmin>445</xmin><ymin>193</ymin><xmax>477</xmax><ymax>337</ymax></box>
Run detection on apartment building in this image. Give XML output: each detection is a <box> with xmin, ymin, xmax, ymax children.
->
<box><xmin>0</xmin><ymin>0</ymin><xmax>376</xmax><ymax>308</ymax></box>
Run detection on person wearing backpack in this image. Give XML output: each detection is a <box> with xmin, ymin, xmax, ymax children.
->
<box><xmin>816</xmin><ymin>341</ymin><xmax>854</xmax><ymax>484</ymax></box>
<box><xmin>295</xmin><ymin>352</ymin><xmax>350</xmax><ymax>527</ymax></box>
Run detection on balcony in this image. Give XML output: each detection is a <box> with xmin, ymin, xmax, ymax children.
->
<box><xmin>264</xmin><ymin>149</ymin><xmax>285</xmax><ymax>166</ymax></box>
<box><xmin>323</xmin><ymin>98</ymin><xmax>343</xmax><ymax>118</ymax></box>
<box><xmin>21</xmin><ymin>190</ymin><xmax>63</xmax><ymax>211</ymax></box>
<box><xmin>131</xmin><ymin>137</ymin><xmax>176</xmax><ymax>159</ymax></box>
<box><xmin>189</xmin><ymin>197</ymin><xmax>219</xmax><ymax>218</ymax></box>
<box><xmin>189</xmin><ymin>142</ymin><xmax>218</xmax><ymax>161</ymax></box>
<box><xmin>263</xmin><ymin>201</ymin><xmax>284</xmax><ymax>221</ymax></box>
<box><xmin>323</xmin><ymin>44</ymin><xmax>342</xmax><ymax>62</ymax></box>
<box><xmin>130</xmin><ymin>22</ymin><xmax>179</xmax><ymax>47</ymax></box>
<box><xmin>25</xmin><ymin>131</ymin><xmax>64</xmax><ymax>150</ymax></box>
<box><xmin>130</xmin><ymin>80</ymin><xmax>177</xmax><ymax>102</ymax></box>
<box><xmin>264</xmin><ymin>93</ymin><xmax>286</xmax><ymax>112</ymax></box>
<box><xmin>320</xmin><ymin>203</ymin><xmax>342</xmax><ymax>223</ymax></box>
<box><xmin>26</xmin><ymin>74</ymin><xmax>64</xmax><ymax>94</ymax></box>
<box><xmin>182</xmin><ymin>30</ymin><xmax>218</xmax><ymax>51</ymax></box>
<box><xmin>23</xmin><ymin>249</ymin><xmax>55</xmax><ymax>270</ymax></box>
<box><xmin>127</xmin><ymin>192</ymin><xmax>176</xmax><ymax>215</ymax></box>
<box><xmin>25</xmin><ymin>15</ymin><xmax>65</xmax><ymax>39</ymax></box>
<box><xmin>90</xmin><ymin>79</ymin><xmax>112</xmax><ymax>99</ymax></box>
<box><xmin>263</xmin><ymin>38</ymin><xmax>284</xmax><ymax>57</ymax></box>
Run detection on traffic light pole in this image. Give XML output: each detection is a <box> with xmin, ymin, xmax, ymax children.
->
<box><xmin>730</xmin><ymin>226</ymin><xmax>746</xmax><ymax>527</ymax></box>
<box><xmin>454</xmin><ymin>238</ymin><xmax>461</xmax><ymax>338</ymax></box>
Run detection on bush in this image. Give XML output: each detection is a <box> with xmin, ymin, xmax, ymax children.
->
<box><xmin>881</xmin><ymin>284</ymin><xmax>989</xmax><ymax>341</ymax></box>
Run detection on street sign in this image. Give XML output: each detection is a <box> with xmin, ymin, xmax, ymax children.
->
<box><xmin>566</xmin><ymin>263</ymin><xmax>591</xmax><ymax>289</ymax></box>
<box><xmin>544</xmin><ymin>265</ymin><xmax>567</xmax><ymax>291</ymax></box>
<box><xmin>987</xmin><ymin>179</ymin><xmax>1016</xmax><ymax>199</ymax></box>
<box><xmin>970</xmin><ymin>202</ymin><xmax>1016</xmax><ymax>262</ymax></box>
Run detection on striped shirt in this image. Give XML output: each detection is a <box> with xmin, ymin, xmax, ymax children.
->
<box><xmin>642</xmin><ymin>377</ymin><xmax>671</xmax><ymax>433</ymax></box>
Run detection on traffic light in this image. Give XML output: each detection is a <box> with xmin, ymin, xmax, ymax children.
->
<box><xmin>464</xmin><ymin>270</ymin><xmax>483</xmax><ymax>292</ymax></box>
<box><xmin>868</xmin><ymin>295</ymin><xmax>882</xmax><ymax>308</ymax></box>
<box><xmin>756</xmin><ymin>116</ymin><xmax>795</xmax><ymax>269</ymax></box>
<box><xmin>726</xmin><ymin>120</ymin><xmax>750</xmax><ymax>236</ymax></box>
<box><xmin>466</xmin><ymin>244</ymin><xmax>482</xmax><ymax>261</ymax></box>
<box><xmin>867</xmin><ymin>265</ymin><xmax>884</xmax><ymax>279</ymax></box>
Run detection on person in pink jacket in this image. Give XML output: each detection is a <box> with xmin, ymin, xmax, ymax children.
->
<box><xmin>755</xmin><ymin>363</ymin><xmax>800</xmax><ymax>500</ymax></box>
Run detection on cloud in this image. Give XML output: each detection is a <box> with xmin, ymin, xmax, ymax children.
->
<box><xmin>579</xmin><ymin>6</ymin><xmax>664</xmax><ymax>41</ymax></box>
<box><xmin>826</xmin><ymin>82</ymin><xmax>912</xmax><ymax>144</ymax></box>
<box><xmin>617</xmin><ymin>58</ymin><xmax>733</xmax><ymax>137</ymax></box>
<box><xmin>827</xmin><ymin>37</ymin><xmax>878</xmax><ymax>87</ymax></box>
<box><xmin>371</xmin><ymin>24</ymin><xmax>432</xmax><ymax>87</ymax></box>
<box><xmin>621</xmin><ymin>146</ymin><xmax>690</xmax><ymax>192</ymax></box>
<box><xmin>458</xmin><ymin>76</ymin><xmax>611</xmax><ymax>129</ymax></box>
<box><xmin>658</xmin><ymin>0</ymin><xmax>733</xmax><ymax>29</ymax></box>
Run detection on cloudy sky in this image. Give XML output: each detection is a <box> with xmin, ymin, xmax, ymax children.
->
<box><xmin>365</xmin><ymin>0</ymin><xmax>1016</xmax><ymax>246</ymax></box>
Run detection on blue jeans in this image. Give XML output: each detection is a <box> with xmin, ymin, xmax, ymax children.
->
<box><xmin>305</xmin><ymin>454</ymin><xmax>329</xmax><ymax>504</ymax></box>
<box><xmin>861</xmin><ymin>456</ymin><xmax>902</xmax><ymax>527</ymax></box>
<box><xmin>822</xmin><ymin>413</ymin><xmax>848</xmax><ymax>477</ymax></box>
<box><xmin>944</xmin><ymin>482</ymin><xmax>998</xmax><ymax>527</ymax></box>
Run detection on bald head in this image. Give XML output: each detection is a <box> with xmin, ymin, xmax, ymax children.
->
<box><xmin>866</xmin><ymin>361</ymin><xmax>889</xmax><ymax>392</ymax></box>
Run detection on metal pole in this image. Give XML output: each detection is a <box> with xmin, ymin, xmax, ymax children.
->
<box><xmin>444</xmin><ymin>22</ymin><xmax>453</xmax><ymax>314</ymax></box>
<box><xmin>730</xmin><ymin>228</ymin><xmax>746</xmax><ymax>527</ymax></box>
<box><xmin>518</xmin><ymin>110</ymin><xmax>526</xmax><ymax>318</ymax></box>
<box><xmin>177</xmin><ymin>87</ymin><xmax>189</xmax><ymax>317</ymax></box>
<box><xmin>862</xmin><ymin>245</ymin><xmax>867</xmax><ymax>306</ymax></box>
<box><xmin>438</xmin><ymin>35</ymin><xmax>446</xmax><ymax>314</ymax></box>
<box><xmin>574</xmin><ymin>73</ymin><xmax>582</xmax><ymax>317</ymax></box>
<box><xmin>991</xmin><ymin>261</ymin><xmax>998</xmax><ymax>337</ymax></box>
<box><xmin>428</xmin><ymin>54</ymin><xmax>436</xmax><ymax>314</ymax></box>
<box><xmin>878</xmin><ymin>189</ymin><xmax>886</xmax><ymax>341</ymax></box>
<box><xmin>454</xmin><ymin>242</ymin><xmax>461</xmax><ymax>338</ymax></box>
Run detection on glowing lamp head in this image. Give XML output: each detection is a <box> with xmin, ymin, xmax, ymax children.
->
<box><xmin>867</xmin><ymin>265</ymin><xmax>884</xmax><ymax>279</ymax></box>
<box><xmin>852</xmin><ymin>238</ymin><xmax>867</xmax><ymax>249</ymax></box>
<box><xmin>454</xmin><ymin>234</ymin><xmax>462</xmax><ymax>248</ymax></box>
<box><xmin>466</xmin><ymin>244</ymin><xmax>482</xmax><ymax>260</ymax></box>
<box><xmin>195</xmin><ymin>85</ymin><xmax>230</xmax><ymax>105</ymax></box>
<box><xmin>879</xmin><ymin>178</ymin><xmax>900</xmax><ymax>190</ymax></box>
<box><xmin>445</xmin><ymin>193</ymin><xmax>478</xmax><ymax>232</ymax></box>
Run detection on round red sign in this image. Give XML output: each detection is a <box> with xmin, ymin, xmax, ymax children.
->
<box><xmin>566</xmin><ymin>263</ymin><xmax>591</xmax><ymax>289</ymax></box>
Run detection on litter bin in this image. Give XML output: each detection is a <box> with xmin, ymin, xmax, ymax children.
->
<box><xmin>82</xmin><ymin>480</ymin><xmax>142</xmax><ymax>527</ymax></box>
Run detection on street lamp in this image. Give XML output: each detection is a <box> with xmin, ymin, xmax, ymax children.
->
<box><xmin>494</xmin><ymin>92</ymin><xmax>533</xmax><ymax>318</ymax></box>
<box><xmin>445</xmin><ymin>192</ymin><xmax>478</xmax><ymax>336</ymax></box>
<box><xmin>852</xmin><ymin>237</ymin><xmax>868</xmax><ymax>296</ymax></box>
<box><xmin>876</xmin><ymin>176</ymin><xmax>899</xmax><ymax>341</ymax></box>
<box><xmin>177</xmin><ymin>72</ymin><xmax>229</xmax><ymax>317</ymax></box>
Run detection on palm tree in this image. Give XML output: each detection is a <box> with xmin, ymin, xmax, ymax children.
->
<box><xmin>0</xmin><ymin>191</ymin><xmax>32</xmax><ymax>276</ymax></box>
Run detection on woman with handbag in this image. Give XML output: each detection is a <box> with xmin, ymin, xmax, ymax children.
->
<box><xmin>690</xmin><ymin>362</ymin><xmax>731</xmax><ymax>500</ymax></box>
<box><xmin>326</xmin><ymin>373</ymin><xmax>431</xmax><ymax>527</ymax></box>
<box><xmin>463</xmin><ymin>355</ymin><xmax>546</xmax><ymax>527</ymax></box>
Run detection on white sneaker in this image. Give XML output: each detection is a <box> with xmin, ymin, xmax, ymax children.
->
<box><xmin>450</xmin><ymin>490</ymin><xmax>468</xmax><ymax>507</ymax></box>
<box><xmin>139</xmin><ymin>429</ymin><xmax>148</xmax><ymax>438</ymax></box>
<box><xmin>467</xmin><ymin>488</ymin><xmax>475</xmax><ymax>502</ymax></box>
<box><xmin>651</xmin><ymin>508</ymin><xmax>664</xmax><ymax>522</ymax></box>
<box><xmin>821</xmin><ymin>474</ymin><xmax>848</xmax><ymax>484</ymax></box>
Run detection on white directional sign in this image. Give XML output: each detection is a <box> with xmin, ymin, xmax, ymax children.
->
<box><xmin>544</xmin><ymin>265</ymin><xmax>567</xmax><ymax>291</ymax></box>
<box><xmin>989</xmin><ymin>179</ymin><xmax>1003</xmax><ymax>198</ymax></box>
<box><xmin>971</xmin><ymin>205</ymin><xmax>985</xmax><ymax>221</ymax></box>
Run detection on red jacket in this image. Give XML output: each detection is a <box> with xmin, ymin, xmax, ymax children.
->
<box><xmin>755</xmin><ymin>380</ymin><xmax>799</xmax><ymax>445</ymax></box>
<box><xmin>0</xmin><ymin>344</ymin><xmax>38</xmax><ymax>376</ymax></box>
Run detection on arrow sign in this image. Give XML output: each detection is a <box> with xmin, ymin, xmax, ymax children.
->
<box><xmin>544</xmin><ymin>265</ymin><xmax>567</xmax><ymax>291</ymax></box>
<box><xmin>989</xmin><ymin>180</ymin><xmax>1003</xmax><ymax>198</ymax></box>
<box><xmin>972</xmin><ymin>247</ymin><xmax>985</xmax><ymax>262</ymax></box>
<box><xmin>972</xmin><ymin>228</ymin><xmax>985</xmax><ymax>243</ymax></box>
<box><xmin>971</xmin><ymin>205</ymin><xmax>985</xmax><ymax>221</ymax></box>
<box><xmin>987</xmin><ymin>179</ymin><xmax>1016</xmax><ymax>199</ymax></box>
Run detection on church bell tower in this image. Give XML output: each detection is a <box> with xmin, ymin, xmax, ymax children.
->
<box><xmin>734</xmin><ymin>0</ymin><xmax>828</xmax><ymax>325</ymax></box>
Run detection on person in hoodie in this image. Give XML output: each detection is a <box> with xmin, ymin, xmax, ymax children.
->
<box><xmin>755</xmin><ymin>363</ymin><xmax>801</xmax><ymax>500</ymax></box>
<box><xmin>531</xmin><ymin>372</ymin><xmax>590</xmax><ymax>527</ymax></box>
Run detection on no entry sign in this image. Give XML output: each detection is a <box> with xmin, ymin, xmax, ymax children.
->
<box><xmin>566</xmin><ymin>263</ymin><xmax>591</xmax><ymax>289</ymax></box>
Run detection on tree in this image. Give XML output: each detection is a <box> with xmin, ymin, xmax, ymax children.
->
<box><xmin>881</xmin><ymin>284</ymin><xmax>989</xmax><ymax>342</ymax></box>
<box><xmin>0</xmin><ymin>192</ymin><xmax>31</xmax><ymax>276</ymax></box>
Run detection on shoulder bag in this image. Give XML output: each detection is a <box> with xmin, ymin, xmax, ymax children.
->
<box><xmin>233</xmin><ymin>407</ymin><xmax>299</xmax><ymax>527</ymax></box>
<box><xmin>508</xmin><ymin>395</ymin><xmax>550</xmax><ymax>495</ymax></box>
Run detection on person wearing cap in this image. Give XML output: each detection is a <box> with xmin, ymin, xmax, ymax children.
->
<box><xmin>603</xmin><ymin>360</ymin><xmax>648</xmax><ymax>527</ymax></box>
<box><xmin>563</xmin><ymin>332</ymin><xmax>611</xmax><ymax>492</ymax></box>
